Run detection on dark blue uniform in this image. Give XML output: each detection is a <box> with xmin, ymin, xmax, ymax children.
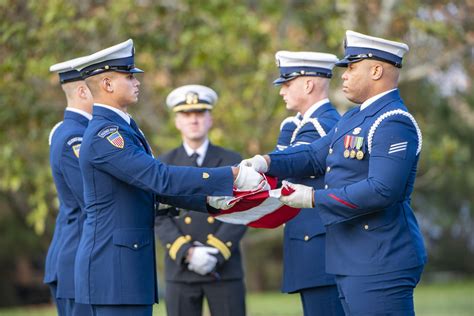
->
<box><xmin>46</xmin><ymin>109</ymin><xmax>92</xmax><ymax>316</ymax></box>
<box><xmin>275</xmin><ymin>102</ymin><xmax>344</xmax><ymax>316</ymax></box>
<box><xmin>75</xmin><ymin>105</ymin><xmax>233</xmax><ymax>312</ymax></box>
<box><xmin>269</xmin><ymin>90</ymin><xmax>427</xmax><ymax>315</ymax></box>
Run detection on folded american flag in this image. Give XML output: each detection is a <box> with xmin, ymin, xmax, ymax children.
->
<box><xmin>212</xmin><ymin>175</ymin><xmax>301</xmax><ymax>229</ymax></box>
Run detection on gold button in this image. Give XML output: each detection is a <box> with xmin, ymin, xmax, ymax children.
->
<box><xmin>304</xmin><ymin>235</ymin><xmax>309</xmax><ymax>241</ymax></box>
<box><xmin>226</xmin><ymin>241</ymin><xmax>232</xmax><ymax>247</ymax></box>
<box><xmin>364</xmin><ymin>225</ymin><xmax>369</xmax><ymax>230</ymax></box>
<box><xmin>185</xmin><ymin>235</ymin><xmax>192</xmax><ymax>241</ymax></box>
<box><xmin>329</xmin><ymin>148</ymin><xmax>333</xmax><ymax>154</ymax></box>
<box><xmin>184</xmin><ymin>216</ymin><xmax>192</xmax><ymax>224</ymax></box>
<box><xmin>324</xmin><ymin>184</ymin><xmax>328</xmax><ymax>189</ymax></box>
<box><xmin>207</xmin><ymin>216</ymin><xmax>215</xmax><ymax>224</ymax></box>
<box><xmin>202</xmin><ymin>172</ymin><xmax>209</xmax><ymax>179</ymax></box>
<box><xmin>166</xmin><ymin>243</ymin><xmax>171</xmax><ymax>249</ymax></box>
<box><xmin>133</xmin><ymin>243</ymin><xmax>139</xmax><ymax>249</ymax></box>
<box><xmin>326</xmin><ymin>166</ymin><xmax>331</xmax><ymax>172</ymax></box>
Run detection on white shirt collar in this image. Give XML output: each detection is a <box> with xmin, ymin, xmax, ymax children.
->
<box><xmin>183</xmin><ymin>138</ymin><xmax>209</xmax><ymax>166</ymax></box>
<box><xmin>94</xmin><ymin>103</ymin><xmax>131</xmax><ymax>124</ymax></box>
<box><xmin>360</xmin><ymin>88</ymin><xmax>397</xmax><ymax>111</ymax></box>
<box><xmin>301</xmin><ymin>98</ymin><xmax>330</xmax><ymax>120</ymax></box>
<box><xmin>66</xmin><ymin>107</ymin><xmax>92</xmax><ymax>120</ymax></box>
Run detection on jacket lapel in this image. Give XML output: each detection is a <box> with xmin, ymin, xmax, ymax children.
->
<box><xmin>202</xmin><ymin>143</ymin><xmax>223</xmax><ymax>167</ymax></box>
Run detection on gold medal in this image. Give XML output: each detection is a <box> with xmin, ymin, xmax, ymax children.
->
<box><xmin>344</xmin><ymin>149</ymin><xmax>350</xmax><ymax>158</ymax></box>
<box><xmin>350</xmin><ymin>150</ymin><xmax>356</xmax><ymax>159</ymax></box>
<box><xmin>356</xmin><ymin>150</ymin><xmax>364</xmax><ymax>160</ymax></box>
<box><xmin>343</xmin><ymin>135</ymin><xmax>351</xmax><ymax>159</ymax></box>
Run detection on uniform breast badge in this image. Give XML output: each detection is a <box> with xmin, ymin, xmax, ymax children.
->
<box><xmin>343</xmin><ymin>135</ymin><xmax>351</xmax><ymax>158</ymax></box>
<box><xmin>355</xmin><ymin>136</ymin><xmax>364</xmax><ymax>160</ymax></box>
<box><xmin>349</xmin><ymin>136</ymin><xmax>357</xmax><ymax>159</ymax></box>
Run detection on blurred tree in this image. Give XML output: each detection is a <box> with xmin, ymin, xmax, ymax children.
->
<box><xmin>0</xmin><ymin>0</ymin><xmax>472</xmax><ymax>306</ymax></box>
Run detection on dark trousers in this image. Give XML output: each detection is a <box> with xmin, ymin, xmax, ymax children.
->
<box><xmin>49</xmin><ymin>282</ymin><xmax>67</xmax><ymax>316</ymax></box>
<box><xmin>335</xmin><ymin>265</ymin><xmax>424</xmax><ymax>316</ymax></box>
<box><xmin>299</xmin><ymin>285</ymin><xmax>344</xmax><ymax>316</ymax></box>
<box><xmin>65</xmin><ymin>298</ymin><xmax>93</xmax><ymax>316</ymax></box>
<box><xmin>165</xmin><ymin>279</ymin><xmax>246</xmax><ymax>316</ymax></box>
<box><xmin>91</xmin><ymin>304</ymin><xmax>152</xmax><ymax>316</ymax></box>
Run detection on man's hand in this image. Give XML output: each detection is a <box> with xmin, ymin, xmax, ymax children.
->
<box><xmin>240</xmin><ymin>155</ymin><xmax>269</xmax><ymax>173</ymax></box>
<box><xmin>234</xmin><ymin>165</ymin><xmax>265</xmax><ymax>191</ymax></box>
<box><xmin>279</xmin><ymin>181</ymin><xmax>314</xmax><ymax>208</ymax></box>
<box><xmin>187</xmin><ymin>246</ymin><xmax>219</xmax><ymax>276</ymax></box>
<box><xmin>208</xmin><ymin>196</ymin><xmax>234</xmax><ymax>210</ymax></box>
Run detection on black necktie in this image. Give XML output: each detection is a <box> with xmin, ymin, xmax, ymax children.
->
<box><xmin>189</xmin><ymin>152</ymin><xmax>200</xmax><ymax>167</ymax></box>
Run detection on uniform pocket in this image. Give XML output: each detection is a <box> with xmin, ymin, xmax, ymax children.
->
<box><xmin>113</xmin><ymin>228</ymin><xmax>152</xmax><ymax>250</ymax></box>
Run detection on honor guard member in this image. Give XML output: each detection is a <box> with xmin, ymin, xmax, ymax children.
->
<box><xmin>243</xmin><ymin>31</ymin><xmax>427</xmax><ymax>316</ymax></box>
<box><xmin>156</xmin><ymin>85</ymin><xmax>247</xmax><ymax>316</ymax></box>
<box><xmin>45</xmin><ymin>58</ymin><xmax>94</xmax><ymax>316</ymax></box>
<box><xmin>69</xmin><ymin>40</ymin><xmax>262</xmax><ymax>316</ymax></box>
<box><xmin>272</xmin><ymin>51</ymin><xmax>344</xmax><ymax>316</ymax></box>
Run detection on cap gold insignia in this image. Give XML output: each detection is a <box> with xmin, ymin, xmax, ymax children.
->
<box><xmin>185</xmin><ymin>92</ymin><xmax>199</xmax><ymax>105</ymax></box>
<box><xmin>353</xmin><ymin>127</ymin><xmax>361</xmax><ymax>135</ymax></box>
<box><xmin>202</xmin><ymin>172</ymin><xmax>210</xmax><ymax>179</ymax></box>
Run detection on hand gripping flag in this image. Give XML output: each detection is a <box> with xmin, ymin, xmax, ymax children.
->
<box><xmin>212</xmin><ymin>175</ymin><xmax>301</xmax><ymax>229</ymax></box>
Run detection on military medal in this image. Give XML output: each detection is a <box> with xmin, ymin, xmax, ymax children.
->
<box><xmin>355</xmin><ymin>136</ymin><xmax>364</xmax><ymax>160</ymax></box>
<box><xmin>343</xmin><ymin>135</ymin><xmax>351</xmax><ymax>158</ymax></box>
<box><xmin>349</xmin><ymin>136</ymin><xmax>356</xmax><ymax>159</ymax></box>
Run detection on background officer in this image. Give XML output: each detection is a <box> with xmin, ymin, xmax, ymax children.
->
<box><xmin>244</xmin><ymin>30</ymin><xmax>427</xmax><ymax>315</ymax></box>
<box><xmin>70</xmin><ymin>40</ymin><xmax>260</xmax><ymax>316</ymax></box>
<box><xmin>45</xmin><ymin>59</ymin><xmax>93</xmax><ymax>316</ymax></box>
<box><xmin>272</xmin><ymin>51</ymin><xmax>344</xmax><ymax>316</ymax></box>
<box><xmin>156</xmin><ymin>84</ymin><xmax>247</xmax><ymax>316</ymax></box>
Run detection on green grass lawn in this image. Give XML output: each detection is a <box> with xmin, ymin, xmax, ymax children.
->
<box><xmin>1</xmin><ymin>280</ymin><xmax>473</xmax><ymax>316</ymax></box>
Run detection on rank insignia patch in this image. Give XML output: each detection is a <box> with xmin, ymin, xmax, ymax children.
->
<box><xmin>72</xmin><ymin>144</ymin><xmax>81</xmax><ymax>158</ymax></box>
<box><xmin>107</xmin><ymin>131</ymin><xmax>125</xmax><ymax>149</ymax></box>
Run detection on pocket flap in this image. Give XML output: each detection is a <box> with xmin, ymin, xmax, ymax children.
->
<box><xmin>113</xmin><ymin>229</ymin><xmax>152</xmax><ymax>250</ymax></box>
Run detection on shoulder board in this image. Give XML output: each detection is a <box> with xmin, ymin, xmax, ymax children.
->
<box><xmin>48</xmin><ymin>121</ymin><xmax>63</xmax><ymax>146</ymax></box>
<box><xmin>67</xmin><ymin>136</ymin><xmax>83</xmax><ymax>146</ymax></box>
<box><xmin>368</xmin><ymin>110</ymin><xmax>422</xmax><ymax>155</ymax></box>
<box><xmin>97</xmin><ymin>125</ymin><xmax>119</xmax><ymax>138</ymax></box>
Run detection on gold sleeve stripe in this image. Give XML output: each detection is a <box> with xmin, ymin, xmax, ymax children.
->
<box><xmin>169</xmin><ymin>236</ymin><xmax>190</xmax><ymax>260</ymax></box>
<box><xmin>207</xmin><ymin>234</ymin><xmax>231</xmax><ymax>260</ymax></box>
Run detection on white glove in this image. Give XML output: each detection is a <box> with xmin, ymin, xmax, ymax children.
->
<box><xmin>279</xmin><ymin>181</ymin><xmax>314</xmax><ymax>208</ymax></box>
<box><xmin>240</xmin><ymin>155</ymin><xmax>268</xmax><ymax>173</ymax></box>
<box><xmin>234</xmin><ymin>165</ymin><xmax>265</xmax><ymax>191</ymax></box>
<box><xmin>208</xmin><ymin>196</ymin><xmax>234</xmax><ymax>210</ymax></box>
<box><xmin>188</xmin><ymin>246</ymin><xmax>218</xmax><ymax>275</ymax></box>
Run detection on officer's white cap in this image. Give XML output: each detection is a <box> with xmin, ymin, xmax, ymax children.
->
<box><xmin>274</xmin><ymin>51</ymin><xmax>339</xmax><ymax>85</ymax></box>
<box><xmin>336</xmin><ymin>30</ymin><xmax>409</xmax><ymax>68</ymax></box>
<box><xmin>166</xmin><ymin>85</ymin><xmax>218</xmax><ymax>113</ymax></box>
<box><xmin>70</xmin><ymin>39</ymin><xmax>143</xmax><ymax>78</ymax></box>
<box><xmin>49</xmin><ymin>56</ymin><xmax>85</xmax><ymax>84</ymax></box>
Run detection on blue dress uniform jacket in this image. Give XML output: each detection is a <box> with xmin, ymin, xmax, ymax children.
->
<box><xmin>45</xmin><ymin>110</ymin><xmax>89</xmax><ymax>299</ymax></box>
<box><xmin>75</xmin><ymin>105</ymin><xmax>234</xmax><ymax>305</ymax></box>
<box><xmin>156</xmin><ymin>144</ymin><xmax>247</xmax><ymax>282</ymax></box>
<box><xmin>277</xmin><ymin>102</ymin><xmax>341</xmax><ymax>293</ymax></box>
<box><xmin>269</xmin><ymin>90</ymin><xmax>427</xmax><ymax>276</ymax></box>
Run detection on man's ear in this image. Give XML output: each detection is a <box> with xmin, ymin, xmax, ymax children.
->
<box><xmin>103</xmin><ymin>76</ymin><xmax>114</xmax><ymax>93</ymax></box>
<box><xmin>372</xmin><ymin>63</ymin><xmax>384</xmax><ymax>81</ymax></box>
<box><xmin>304</xmin><ymin>79</ymin><xmax>314</xmax><ymax>94</ymax></box>
<box><xmin>77</xmin><ymin>85</ymin><xmax>88</xmax><ymax>99</ymax></box>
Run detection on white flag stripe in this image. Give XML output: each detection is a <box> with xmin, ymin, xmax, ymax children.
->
<box><xmin>388</xmin><ymin>148</ymin><xmax>407</xmax><ymax>154</ymax></box>
<box><xmin>216</xmin><ymin>197</ymin><xmax>284</xmax><ymax>224</ymax></box>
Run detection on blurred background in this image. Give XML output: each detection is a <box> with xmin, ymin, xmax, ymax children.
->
<box><xmin>0</xmin><ymin>0</ymin><xmax>473</xmax><ymax>314</ymax></box>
